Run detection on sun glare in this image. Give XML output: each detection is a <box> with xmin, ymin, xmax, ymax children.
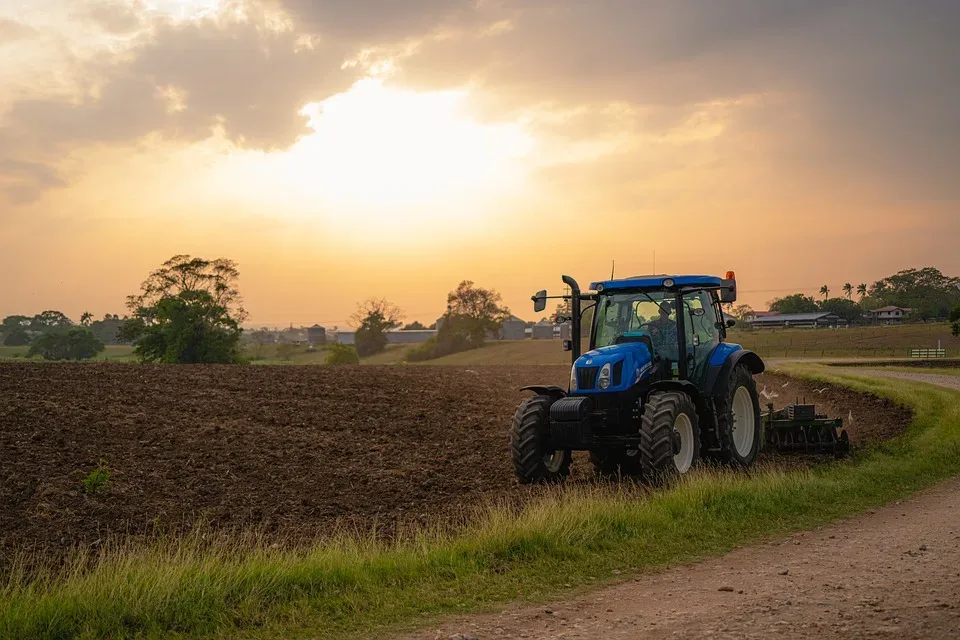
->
<box><xmin>209</xmin><ymin>78</ymin><xmax>536</xmax><ymax>240</ymax></box>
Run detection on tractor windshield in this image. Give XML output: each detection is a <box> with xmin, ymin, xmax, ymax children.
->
<box><xmin>593</xmin><ymin>290</ymin><xmax>680</xmax><ymax>362</ymax></box>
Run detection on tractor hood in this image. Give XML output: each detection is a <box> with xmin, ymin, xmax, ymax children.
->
<box><xmin>572</xmin><ymin>342</ymin><xmax>653</xmax><ymax>393</ymax></box>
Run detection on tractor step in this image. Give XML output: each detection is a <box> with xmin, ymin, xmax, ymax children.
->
<box><xmin>762</xmin><ymin>403</ymin><xmax>851</xmax><ymax>458</ymax></box>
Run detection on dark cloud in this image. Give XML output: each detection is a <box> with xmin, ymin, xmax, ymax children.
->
<box><xmin>0</xmin><ymin>158</ymin><xmax>67</xmax><ymax>204</ymax></box>
<box><xmin>277</xmin><ymin>0</ymin><xmax>477</xmax><ymax>43</ymax></box>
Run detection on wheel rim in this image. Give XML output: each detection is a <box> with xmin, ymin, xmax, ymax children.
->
<box><xmin>732</xmin><ymin>386</ymin><xmax>756</xmax><ymax>457</ymax></box>
<box><xmin>673</xmin><ymin>413</ymin><xmax>695</xmax><ymax>473</ymax></box>
<box><xmin>543</xmin><ymin>451</ymin><xmax>565</xmax><ymax>473</ymax></box>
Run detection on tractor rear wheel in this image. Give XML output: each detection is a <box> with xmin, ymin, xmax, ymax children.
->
<box><xmin>713</xmin><ymin>365</ymin><xmax>762</xmax><ymax>466</ymax></box>
<box><xmin>510</xmin><ymin>395</ymin><xmax>571</xmax><ymax>484</ymax></box>
<box><xmin>639</xmin><ymin>391</ymin><xmax>700</xmax><ymax>481</ymax></box>
<box><xmin>589</xmin><ymin>449</ymin><xmax>643</xmax><ymax>478</ymax></box>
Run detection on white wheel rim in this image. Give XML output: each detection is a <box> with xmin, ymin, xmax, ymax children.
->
<box><xmin>732</xmin><ymin>386</ymin><xmax>756</xmax><ymax>457</ymax></box>
<box><xmin>543</xmin><ymin>451</ymin><xmax>565</xmax><ymax>473</ymax></box>
<box><xmin>673</xmin><ymin>413</ymin><xmax>695</xmax><ymax>473</ymax></box>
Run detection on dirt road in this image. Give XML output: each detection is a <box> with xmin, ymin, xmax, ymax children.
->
<box><xmin>403</xmin><ymin>478</ymin><xmax>960</xmax><ymax>640</ymax></box>
<box><xmin>402</xmin><ymin>370</ymin><xmax>960</xmax><ymax>640</ymax></box>
<box><xmin>851</xmin><ymin>369</ymin><xmax>960</xmax><ymax>391</ymax></box>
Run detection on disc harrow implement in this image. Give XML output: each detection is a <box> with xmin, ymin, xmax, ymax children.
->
<box><xmin>763</xmin><ymin>402</ymin><xmax>850</xmax><ymax>458</ymax></box>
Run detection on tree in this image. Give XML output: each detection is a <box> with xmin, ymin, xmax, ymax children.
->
<box><xmin>951</xmin><ymin>303</ymin><xmax>960</xmax><ymax>338</ymax></box>
<box><xmin>80</xmin><ymin>312</ymin><xmax>93</xmax><ymax>327</ymax></box>
<box><xmin>769</xmin><ymin>293</ymin><xmax>819</xmax><ymax>314</ymax></box>
<box><xmin>3</xmin><ymin>327</ymin><xmax>30</xmax><ymax>346</ymax></box>
<box><xmin>1</xmin><ymin>315</ymin><xmax>32</xmax><ymax>334</ymax></box>
<box><xmin>819</xmin><ymin>285</ymin><xmax>830</xmax><ymax>301</ymax></box>
<box><xmin>351</xmin><ymin>298</ymin><xmax>403</xmax><ymax>357</ymax></box>
<box><xmin>818</xmin><ymin>298</ymin><xmax>863</xmax><ymax>324</ymax></box>
<box><xmin>730</xmin><ymin>304</ymin><xmax>754</xmax><ymax>321</ymax></box>
<box><xmin>870</xmin><ymin>267</ymin><xmax>960</xmax><ymax>320</ymax></box>
<box><xmin>325</xmin><ymin>343</ymin><xmax>360</xmax><ymax>365</ymax></box>
<box><xmin>30</xmin><ymin>310</ymin><xmax>73</xmax><ymax>331</ymax></box>
<box><xmin>248</xmin><ymin>328</ymin><xmax>273</xmax><ymax>360</ymax></box>
<box><xmin>120</xmin><ymin>255</ymin><xmax>247</xmax><ymax>364</ymax></box>
<box><xmin>401</xmin><ymin>321</ymin><xmax>428</xmax><ymax>331</ymax></box>
<box><xmin>445</xmin><ymin>280</ymin><xmax>511</xmax><ymax>344</ymax></box>
<box><xmin>842</xmin><ymin>283</ymin><xmax>853</xmax><ymax>300</ymax></box>
<box><xmin>857</xmin><ymin>283</ymin><xmax>868</xmax><ymax>300</ymax></box>
<box><xmin>28</xmin><ymin>328</ymin><xmax>104</xmax><ymax>361</ymax></box>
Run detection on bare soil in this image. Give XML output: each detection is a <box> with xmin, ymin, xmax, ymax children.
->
<box><xmin>0</xmin><ymin>363</ymin><xmax>909</xmax><ymax>567</ymax></box>
<box><xmin>401</xmin><ymin>477</ymin><xmax>960</xmax><ymax>640</ymax></box>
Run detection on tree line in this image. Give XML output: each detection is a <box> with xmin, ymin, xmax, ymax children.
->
<box><xmin>729</xmin><ymin>267</ymin><xmax>960</xmax><ymax>333</ymax></box>
<box><xmin>1</xmin><ymin>255</ymin><xmax>514</xmax><ymax>364</ymax></box>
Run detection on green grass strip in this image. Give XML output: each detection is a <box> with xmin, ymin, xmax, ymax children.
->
<box><xmin>3</xmin><ymin>367</ymin><xmax>960</xmax><ymax>639</ymax></box>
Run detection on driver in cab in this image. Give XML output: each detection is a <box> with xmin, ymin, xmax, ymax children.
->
<box><xmin>647</xmin><ymin>301</ymin><xmax>678</xmax><ymax>351</ymax></box>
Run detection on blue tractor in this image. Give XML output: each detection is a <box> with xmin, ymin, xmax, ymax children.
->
<box><xmin>511</xmin><ymin>272</ymin><xmax>766</xmax><ymax>483</ymax></box>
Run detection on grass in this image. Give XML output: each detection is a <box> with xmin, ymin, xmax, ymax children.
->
<box><xmin>2</xmin><ymin>367</ymin><xmax>960</xmax><ymax>639</ymax></box>
<box><xmin>730</xmin><ymin>322</ymin><xmax>958</xmax><ymax>359</ymax></box>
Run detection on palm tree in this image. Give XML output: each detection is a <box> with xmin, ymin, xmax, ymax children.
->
<box><xmin>80</xmin><ymin>311</ymin><xmax>93</xmax><ymax>327</ymax></box>
<box><xmin>819</xmin><ymin>285</ymin><xmax>830</xmax><ymax>301</ymax></box>
<box><xmin>857</xmin><ymin>283</ymin><xmax>868</xmax><ymax>300</ymax></box>
<box><xmin>842</xmin><ymin>283</ymin><xmax>853</xmax><ymax>300</ymax></box>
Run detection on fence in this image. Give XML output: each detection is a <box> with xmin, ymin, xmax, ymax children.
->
<box><xmin>910</xmin><ymin>348</ymin><xmax>947</xmax><ymax>359</ymax></box>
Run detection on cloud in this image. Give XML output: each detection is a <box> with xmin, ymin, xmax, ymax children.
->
<box><xmin>78</xmin><ymin>1</ymin><xmax>145</xmax><ymax>34</ymax></box>
<box><xmin>0</xmin><ymin>18</ymin><xmax>37</xmax><ymax>43</ymax></box>
<box><xmin>0</xmin><ymin>158</ymin><xmax>67</xmax><ymax>204</ymax></box>
<box><xmin>277</xmin><ymin>0</ymin><xmax>477</xmax><ymax>43</ymax></box>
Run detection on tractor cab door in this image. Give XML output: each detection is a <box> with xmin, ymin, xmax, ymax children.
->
<box><xmin>682</xmin><ymin>290</ymin><xmax>722</xmax><ymax>384</ymax></box>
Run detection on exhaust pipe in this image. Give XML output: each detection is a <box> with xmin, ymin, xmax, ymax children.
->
<box><xmin>562</xmin><ymin>275</ymin><xmax>581</xmax><ymax>364</ymax></box>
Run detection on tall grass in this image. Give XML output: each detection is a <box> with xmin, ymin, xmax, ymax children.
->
<box><xmin>2</xmin><ymin>368</ymin><xmax>959</xmax><ymax>639</ymax></box>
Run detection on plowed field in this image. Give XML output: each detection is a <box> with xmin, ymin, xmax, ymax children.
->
<box><xmin>0</xmin><ymin>363</ymin><xmax>909</xmax><ymax>567</ymax></box>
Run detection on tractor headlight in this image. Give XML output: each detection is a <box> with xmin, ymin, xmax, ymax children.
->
<box><xmin>569</xmin><ymin>365</ymin><xmax>578</xmax><ymax>391</ymax></box>
<box><xmin>597</xmin><ymin>362</ymin><xmax>612</xmax><ymax>390</ymax></box>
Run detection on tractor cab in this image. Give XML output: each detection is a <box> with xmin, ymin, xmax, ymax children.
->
<box><xmin>572</xmin><ymin>275</ymin><xmax>738</xmax><ymax>393</ymax></box>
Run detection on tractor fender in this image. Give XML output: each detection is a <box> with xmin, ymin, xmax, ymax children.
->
<box><xmin>647</xmin><ymin>379</ymin><xmax>710</xmax><ymax>417</ymax></box>
<box><xmin>705</xmin><ymin>349</ymin><xmax>765</xmax><ymax>400</ymax></box>
<box><xmin>520</xmin><ymin>385</ymin><xmax>568</xmax><ymax>401</ymax></box>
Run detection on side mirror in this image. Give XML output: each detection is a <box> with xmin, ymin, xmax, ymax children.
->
<box><xmin>726</xmin><ymin>318</ymin><xmax>737</xmax><ymax>329</ymax></box>
<box><xmin>720</xmin><ymin>279</ymin><xmax>737</xmax><ymax>303</ymax></box>
<box><xmin>562</xmin><ymin>339</ymin><xmax>572</xmax><ymax>352</ymax></box>
<box><xmin>532</xmin><ymin>289</ymin><xmax>547</xmax><ymax>313</ymax></box>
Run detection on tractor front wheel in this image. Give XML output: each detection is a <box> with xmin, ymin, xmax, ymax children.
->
<box><xmin>510</xmin><ymin>395</ymin><xmax>571</xmax><ymax>484</ymax></box>
<box><xmin>639</xmin><ymin>391</ymin><xmax>700</xmax><ymax>482</ymax></box>
<box><xmin>714</xmin><ymin>365</ymin><xmax>762</xmax><ymax>467</ymax></box>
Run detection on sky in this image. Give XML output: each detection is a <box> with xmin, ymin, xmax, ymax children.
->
<box><xmin>1</xmin><ymin>0</ymin><xmax>959</xmax><ymax>328</ymax></box>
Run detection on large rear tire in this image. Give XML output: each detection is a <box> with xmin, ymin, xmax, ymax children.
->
<box><xmin>714</xmin><ymin>365</ymin><xmax>762</xmax><ymax>467</ymax></box>
<box><xmin>639</xmin><ymin>391</ymin><xmax>700</xmax><ymax>481</ymax></box>
<box><xmin>510</xmin><ymin>395</ymin><xmax>571</xmax><ymax>484</ymax></box>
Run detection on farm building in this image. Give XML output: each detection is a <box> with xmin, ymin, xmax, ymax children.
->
<box><xmin>749</xmin><ymin>312</ymin><xmax>847</xmax><ymax>329</ymax></box>
<box><xmin>743</xmin><ymin>310</ymin><xmax>780</xmax><ymax>323</ymax></box>
<box><xmin>501</xmin><ymin>315</ymin><xmax>527</xmax><ymax>341</ymax></box>
<box><xmin>531</xmin><ymin>319</ymin><xmax>555</xmax><ymax>340</ymax></box>
<box><xmin>306</xmin><ymin>325</ymin><xmax>327</xmax><ymax>345</ymax></box>
<box><xmin>865</xmin><ymin>306</ymin><xmax>912</xmax><ymax>326</ymax></box>
<box><xmin>386</xmin><ymin>330</ymin><xmax>438</xmax><ymax>344</ymax></box>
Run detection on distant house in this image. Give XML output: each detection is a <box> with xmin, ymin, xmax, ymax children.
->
<box><xmin>501</xmin><ymin>315</ymin><xmax>527</xmax><ymax>341</ymax></box>
<box><xmin>743</xmin><ymin>310</ymin><xmax>780</xmax><ymax>323</ymax></box>
<box><xmin>307</xmin><ymin>325</ymin><xmax>327</xmax><ymax>345</ymax></box>
<box><xmin>531</xmin><ymin>319</ymin><xmax>555</xmax><ymax>340</ymax></box>
<box><xmin>865</xmin><ymin>306</ymin><xmax>912</xmax><ymax>326</ymax></box>
<box><xmin>749</xmin><ymin>312</ymin><xmax>846</xmax><ymax>330</ymax></box>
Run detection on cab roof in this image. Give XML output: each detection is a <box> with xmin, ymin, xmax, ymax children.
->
<box><xmin>589</xmin><ymin>275</ymin><xmax>724</xmax><ymax>291</ymax></box>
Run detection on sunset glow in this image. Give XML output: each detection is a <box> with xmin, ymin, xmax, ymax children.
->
<box><xmin>1</xmin><ymin>1</ymin><xmax>959</xmax><ymax>327</ymax></box>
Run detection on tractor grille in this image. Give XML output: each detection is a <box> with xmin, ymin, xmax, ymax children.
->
<box><xmin>576</xmin><ymin>366</ymin><xmax>600</xmax><ymax>390</ymax></box>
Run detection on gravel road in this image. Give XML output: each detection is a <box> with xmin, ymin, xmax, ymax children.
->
<box><xmin>397</xmin><ymin>371</ymin><xmax>960</xmax><ymax>640</ymax></box>
<box><xmin>850</xmin><ymin>369</ymin><xmax>960</xmax><ymax>391</ymax></box>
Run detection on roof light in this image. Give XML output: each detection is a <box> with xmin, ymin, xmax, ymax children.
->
<box><xmin>726</xmin><ymin>271</ymin><xmax>736</xmax><ymax>280</ymax></box>
<box><xmin>663</xmin><ymin>278</ymin><xmax>675</xmax><ymax>288</ymax></box>
<box><xmin>596</xmin><ymin>283</ymin><xmax>605</xmax><ymax>292</ymax></box>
